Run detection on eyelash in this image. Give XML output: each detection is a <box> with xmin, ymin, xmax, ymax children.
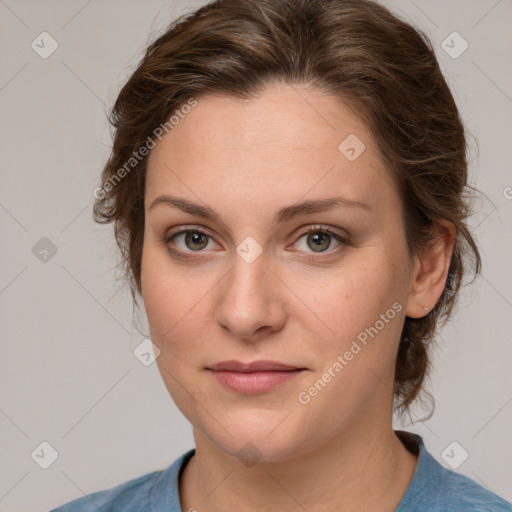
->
<box><xmin>163</xmin><ymin>225</ymin><xmax>349</xmax><ymax>261</ymax></box>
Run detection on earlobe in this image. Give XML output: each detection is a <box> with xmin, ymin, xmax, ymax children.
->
<box><xmin>405</xmin><ymin>220</ymin><xmax>456</xmax><ymax>319</ymax></box>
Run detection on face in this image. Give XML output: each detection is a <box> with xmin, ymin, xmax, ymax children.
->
<box><xmin>141</xmin><ymin>83</ymin><xmax>415</xmax><ymax>462</ymax></box>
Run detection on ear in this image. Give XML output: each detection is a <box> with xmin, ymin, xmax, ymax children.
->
<box><xmin>405</xmin><ymin>219</ymin><xmax>456</xmax><ymax>319</ymax></box>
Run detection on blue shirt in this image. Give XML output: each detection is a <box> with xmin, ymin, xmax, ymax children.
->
<box><xmin>50</xmin><ymin>431</ymin><xmax>511</xmax><ymax>511</ymax></box>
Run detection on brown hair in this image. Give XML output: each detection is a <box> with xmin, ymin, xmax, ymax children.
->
<box><xmin>93</xmin><ymin>0</ymin><xmax>481</xmax><ymax>415</ymax></box>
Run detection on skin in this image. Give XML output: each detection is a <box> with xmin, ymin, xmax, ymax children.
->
<box><xmin>141</xmin><ymin>82</ymin><xmax>455</xmax><ymax>512</ymax></box>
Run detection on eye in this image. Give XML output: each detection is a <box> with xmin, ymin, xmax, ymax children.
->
<box><xmin>163</xmin><ymin>225</ymin><xmax>349</xmax><ymax>261</ymax></box>
<box><xmin>291</xmin><ymin>225</ymin><xmax>348</xmax><ymax>257</ymax></box>
<box><xmin>164</xmin><ymin>227</ymin><xmax>218</xmax><ymax>257</ymax></box>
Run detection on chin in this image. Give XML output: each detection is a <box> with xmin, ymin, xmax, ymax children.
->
<box><xmin>197</xmin><ymin>410</ymin><xmax>315</xmax><ymax>464</ymax></box>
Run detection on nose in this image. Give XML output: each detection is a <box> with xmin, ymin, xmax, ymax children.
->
<box><xmin>214</xmin><ymin>250</ymin><xmax>287</xmax><ymax>343</ymax></box>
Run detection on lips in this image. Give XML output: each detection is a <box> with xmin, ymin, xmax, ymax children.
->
<box><xmin>207</xmin><ymin>360</ymin><xmax>306</xmax><ymax>394</ymax></box>
<box><xmin>209</xmin><ymin>360</ymin><xmax>302</xmax><ymax>372</ymax></box>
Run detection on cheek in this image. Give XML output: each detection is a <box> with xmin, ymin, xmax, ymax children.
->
<box><xmin>292</xmin><ymin>266</ymin><xmax>405</xmax><ymax>437</ymax></box>
<box><xmin>294</xmin><ymin>251</ymin><xmax>407</xmax><ymax>410</ymax></box>
<box><xmin>295</xmin><ymin>255</ymin><xmax>403</xmax><ymax>345</ymax></box>
<box><xmin>141</xmin><ymin>244</ymin><xmax>189</xmax><ymax>348</ymax></box>
<box><xmin>140</xmin><ymin>245</ymin><xmax>212</xmax><ymax>416</ymax></box>
<box><xmin>140</xmin><ymin>242</ymin><xmax>217</xmax><ymax>366</ymax></box>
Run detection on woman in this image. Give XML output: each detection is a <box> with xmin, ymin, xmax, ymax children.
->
<box><xmin>51</xmin><ymin>0</ymin><xmax>511</xmax><ymax>510</ymax></box>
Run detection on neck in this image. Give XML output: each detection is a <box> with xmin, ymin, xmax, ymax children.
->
<box><xmin>179</xmin><ymin>413</ymin><xmax>418</xmax><ymax>512</ymax></box>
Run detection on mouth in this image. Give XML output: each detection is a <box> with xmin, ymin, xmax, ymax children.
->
<box><xmin>206</xmin><ymin>360</ymin><xmax>307</xmax><ymax>394</ymax></box>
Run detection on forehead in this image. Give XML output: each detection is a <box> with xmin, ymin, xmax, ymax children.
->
<box><xmin>145</xmin><ymin>84</ymin><xmax>397</xmax><ymax>220</ymax></box>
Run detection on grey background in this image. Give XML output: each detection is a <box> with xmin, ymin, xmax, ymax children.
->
<box><xmin>0</xmin><ymin>0</ymin><xmax>510</xmax><ymax>510</ymax></box>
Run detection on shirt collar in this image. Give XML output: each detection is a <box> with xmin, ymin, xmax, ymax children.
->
<box><xmin>148</xmin><ymin>430</ymin><xmax>436</xmax><ymax>511</ymax></box>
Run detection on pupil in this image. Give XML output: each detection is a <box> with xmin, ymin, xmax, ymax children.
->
<box><xmin>309</xmin><ymin>232</ymin><xmax>330</xmax><ymax>252</ymax></box>
<box><xmin>186</xmin><ymin>232</ymin><xmax>208</xmax><ymax>251</ymax></box>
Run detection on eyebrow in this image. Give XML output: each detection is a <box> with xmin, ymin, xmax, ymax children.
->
<box><xmin>148</xmin><ymin>194</ymin><xmax>371</xmax><ymax>226</ymax></box>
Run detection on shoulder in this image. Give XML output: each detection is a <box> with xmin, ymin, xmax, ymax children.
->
<box><xmin>49</xmin><ymin>449</ymin><xmax>194</xmax><ymax>512</ymax></box>
<box><xmin>430</xmin><ymin>464</ymin><xmax>512</xmax><ymax>511</ymax></box>
<box><xmin>48</xmin><ymin>470</ymin><xmax>160</xmax><ymax>512</ymax></box>
<box><xmin>395</xmin><ymin>431</ymin><xmax>512</xmax><ymax>512</ymax></box>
